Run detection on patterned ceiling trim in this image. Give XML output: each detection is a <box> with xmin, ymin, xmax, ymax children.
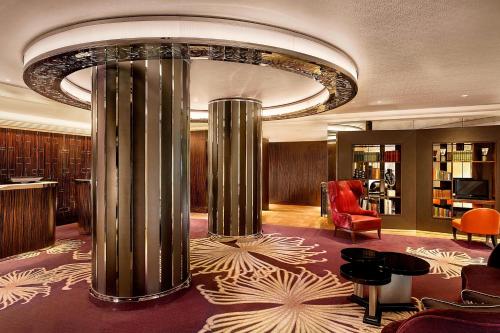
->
<box><xmin>24</xmin><ymin>42</ymin><xmax>356</xmax><ymax>121</ymax></box>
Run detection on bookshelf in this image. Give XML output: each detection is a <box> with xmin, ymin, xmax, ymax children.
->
<box><xmin>432</xmin><ymin>142</ymin><xmax>496</xmax><ymax>219</ymax></box>
<box><xmin>352</xmin><ymin>144</ymin><xmax>402</xmax><ymax>215</ymax></box>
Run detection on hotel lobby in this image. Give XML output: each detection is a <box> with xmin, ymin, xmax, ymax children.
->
<box><xmin>1</xmin><ymin>1</ymin><xmax>500</xmax><ymax>332</ymax></box>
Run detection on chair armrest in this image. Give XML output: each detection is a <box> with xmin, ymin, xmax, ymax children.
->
<box><xmin>422</xmin><ymin>297</ymin><xmax>500</xmax><ymax>312</ymax></box>
<box><xmin>331</xmin><ymin>211</ymin><xmax>352</xmax><ymax>229</ymax></box>
<box><xmin>462</xmin><ymin>289</ymin><xmax>500</xmax><ymax>306</ymax></box>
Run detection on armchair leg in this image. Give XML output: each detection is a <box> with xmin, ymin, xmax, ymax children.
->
<box><xmin>467</xmin><ymin>233</ymin><xmax>472</xmax><ymax>246</ymax></box>
<box><xmin>351</xmin><ymin>232</ymin><xmax>356</xmax><ymax>243</ymax></box>
<box><xmin>377</xmin><ymin>228</ymin><xmax>381</xmax><ymax>239</ymax></box>
<box><xmin>452</xmin><ymin>227</ymin><xmax>457</xmax><ymax>240</ymax></box>
<box><xmin>492</xmin><ymin>235</ymin><xmax>498</xmax><ymax>247</ymax></box>
<box><xmin>333</xmin><ymin>226</ymin><xmax>337</xmax><ymax>237</ymax></box>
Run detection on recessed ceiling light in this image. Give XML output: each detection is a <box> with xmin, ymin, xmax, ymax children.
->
<box><xmin>5</xmin><ymin>78</ymin><xmax>10</xmax><ymax>82</ymax></box>
<box><xmin>376</xmin><ymin>100</ymin><xmax>382</xmax><ymax>104</ymax></box>
<box><xmin>461</xmin><ymin>94</ymin><xmax>468</xmax><ymax>98</ymax></box>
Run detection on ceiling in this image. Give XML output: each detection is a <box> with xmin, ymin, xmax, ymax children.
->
<box><xmin>0</xmin><ymin>0</ymin><xmax>500</xmax><ymax>140</ymax></box>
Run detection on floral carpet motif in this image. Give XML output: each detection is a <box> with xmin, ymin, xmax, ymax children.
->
<box><xmin>191</xmin><ymin>234</ymin><xmax>326</xmax><ymax>280</ymax></box>
<box><xmin>198</xmin><ymin>268</ymin><xmax>368</xmax><ymax>333</ymax></box>
<box><xmin>0</xmin><ymin>239</ymin><xmax>91</xmax><ymax>311</ymax></box>
<box><xmin>0</xmin><ymin>268</ymin><xmax>52</xmax><ymax>310</ymax></box>
<box><xmin>13</xmin><ymin>239</ymin><xmax>85</xmax><ymax>260</ymax></box>
<box><xmin>406</xmin><ymin>247</ymin><xmax>485</xmax><ymax>279</ymax></box>
<box><xmin>0</xmin><ymin>262</ymin><xmax>91</xmax><ymax>310</ymax></box>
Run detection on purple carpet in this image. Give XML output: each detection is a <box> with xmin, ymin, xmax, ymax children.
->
<box><xmin>0</xmin><ymin>219</ymin><xmax>492</xmax><ymax>333</ymax></box>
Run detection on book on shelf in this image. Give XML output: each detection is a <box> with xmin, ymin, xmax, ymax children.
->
<box><xmin>353</xmin><ymin>151</ymin><xmax>380</xmax><ymax>162</ymax></box>
<box><xmin>433</xmin><ymin>206</ymin><xmax>452</xmax><ymax>218</ymax></box>
<box><xmin>383</xmin><ymin>150</ymin><xmax>400</xmax><ymax>162</ymax></box>
<box><xmin>433</xmin><ymin>169</ymin><xmax>452</xmax><ymax>180</ymax></box>
<box><xmin>452</xmin><ymin>151</ymin><xmax>473</xmax><ymax>162</ymax></box>
<box><xmin>432</xmin><ymin>189</ymin><xmax>452</xmax><ymax>199</ymax></box>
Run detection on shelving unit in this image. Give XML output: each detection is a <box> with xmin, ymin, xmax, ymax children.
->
<box><xmin>432</xmin><ymin>142</ymin><xmax>496</xmax><ymax>219</ymax></box>
<box><xmin>352</xmin><ymin>144</ymin><xmax>402</xmax><ymax>215</ymax></box>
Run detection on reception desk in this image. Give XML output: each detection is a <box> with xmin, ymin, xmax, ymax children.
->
<box><xmin>0</xmin><ymin>181</ymin><xmax>57</xmax><ymax>259</ymax></box>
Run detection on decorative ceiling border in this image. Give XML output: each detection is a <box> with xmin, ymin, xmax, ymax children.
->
<box><xmin>23</xmin><ymin>17</ymin><xmax>358</xmax><ymax>121</ymax></box>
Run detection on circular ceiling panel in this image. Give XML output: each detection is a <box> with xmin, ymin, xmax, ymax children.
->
<box><xmin>23</xmin><ymin>16</ymin><xmax>358</xmax><ymax>120</ymax></box>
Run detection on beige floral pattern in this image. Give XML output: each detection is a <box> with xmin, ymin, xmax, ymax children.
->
<box><xmin>191</xmin><ymin>234</ymin><xmax>326</xmax><ymax>280</ymax></box>
<box><xmin>198</xmin><ymin>268</ymin><xmax>366</xmax><ymax>333</ymax></box>
<box><xmin>72</xmin><ymin>250</ymin><xmax>91</xmax><ymax>261</ymax></box>
<box><xmin>46</xmin><ymin>239</ymin><xmax>85</xmax><ymax>254</ymax></box>
<box><xmin>0</xmin><ymin>268</ymin><xmax>52</xmax><ymax>310</ymax></box>
<box><xmin>406</xmin><ymin>247</ymin><xmax>485</xmax><ymax>279</ymax></box>
<box><xmin>50</xmin><ymin>263</ymin><xmax>91</xmax><ymax>290</ymax></box>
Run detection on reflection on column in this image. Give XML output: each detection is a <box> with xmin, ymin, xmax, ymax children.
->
<box><xmin>91</xmin><ymin>44</ymin><xmax>191</xmax><ymax>302</ymax></box>
<box><xmin>208</xmin><ymin>98</ymin><xmax>262</xmax><ymax>237</ymax></box>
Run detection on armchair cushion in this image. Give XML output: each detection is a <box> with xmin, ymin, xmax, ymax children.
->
<box><xmin>351</xmin><ymin>215</ymin><xmax>382</xmax><ymax>231</ymax></box>
<box><xmin>461</xmin><ymin>265</ymin><xmax>500</xmax><ymax>296</ymax></box>
<box><xmin>381</xmin><ymin>309</ymin><xmax>500</xmax><ymax>333</ymax></box>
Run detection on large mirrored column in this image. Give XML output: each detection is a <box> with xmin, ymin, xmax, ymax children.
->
<box><xmin>208</xmin><ymin>99</ymin><xmax>262</xmax><ymax>237</ymax></box>
<box><xmin>90</xmin><ymin>45</ymin><xmax>191</xmax><ymax>302</ymax></box>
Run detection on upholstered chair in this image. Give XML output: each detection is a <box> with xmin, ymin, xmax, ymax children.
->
<box><xmin>452</xmin><ymin>208</ymin><xmax>500</xmax><ymax>246</ymax></box>
<box><xmin>327</xmin><ymin>180</ymin><xmax>382</xmax><ymax>243</ymax></box>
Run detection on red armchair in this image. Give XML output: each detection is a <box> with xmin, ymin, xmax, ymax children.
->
<box><xmin>327</xmin><ymin>180</ymin><xmax>382</xmax><ymax>243</ymax></box>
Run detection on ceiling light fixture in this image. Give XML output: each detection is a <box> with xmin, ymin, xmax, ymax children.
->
<box><xmin>461</xmin><ymin>94</ymin><xmax>469</xmax><ymax>98</ymax></box>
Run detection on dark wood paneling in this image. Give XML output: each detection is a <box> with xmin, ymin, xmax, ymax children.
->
<box><xmin>75</xmin><ymin>181</ymin><xmax>91</xmax><ymax>235</ymax></box>
<box><xmin>328</xmin><ymin>142</ymin><xmax>337</xmax><ymax>181</ymax></box>
<box><xmin>190</xmin><ymin>130</ymin><xmax>208</xmax><ymax>212</ymax></box>
<box><xmin>0</xmin><ymin>128</ymin><xmax>91</xmax><ymax>224</ymax></box>
<box><xmin>262</xmin><ymin>138</ymin><xmax>270</xmax><ymax>210</ymax></box>
<box><xmin>0</xmin><ymin>186</ymin><xmax>56</xmax><ymax>258</ymax></box>
<box><xmin>269</xmin><ymin>141</ymin><xmax>328</xmax><ymax>206</ymax></box>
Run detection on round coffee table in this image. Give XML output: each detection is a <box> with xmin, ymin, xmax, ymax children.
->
<box><xmin>378</xmin><ymin>252</ymin><xmax>430</xmax><ymax>307</ymax></box>
<box><xmin>339</xmin><ymin>248</ymin><xmax>430</xmax><ymax>325</ymax></box>
<box><xmin>340</xmin><ymin>263</ymin><xmax>391</xmax><ymax>325</ymax></box>
<box><xmin>341</xmin><ymin>247</ymin><xmax>385</xmax><ymax>264</ymax></box>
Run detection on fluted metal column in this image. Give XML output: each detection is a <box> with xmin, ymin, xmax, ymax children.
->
<box><xmin>90</xmin><ymin>45</ymin><xmax>191</xmax><ymax>302</ymax></box>
<box><xmin>208</xmin><ymin>98</ymin><xmax>262</xmax><ymax>237</ymax></box>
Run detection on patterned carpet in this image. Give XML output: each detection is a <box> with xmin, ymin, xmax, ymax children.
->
<box><xmin>0</xmin><ymin>220</ymin><xmax>492</xmax><ymax>333</ymax></box>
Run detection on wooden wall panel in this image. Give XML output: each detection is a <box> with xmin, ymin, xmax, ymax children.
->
<box><xmin>269</xmin><ymin>141</ymin><xmax>328</xmax><ymax>206</ymax></box>
<box><xmin>190</xmin><ymin>130</ymin><xmax>208</xmax><ymax>212</ymax></box>
<box><xmin>328</xmin><ymin>142</ymin><xmax>337</xmax><ymax>180</ymax></box>
<box><xmin>0</xmin><ymin>128</ymin><xmax>91</xmax><ymax>224</ymax></box>
<box><xmin>262</xmin><ymin>138</ymin><xmax>270</xmax><ymax>210</ymax></box>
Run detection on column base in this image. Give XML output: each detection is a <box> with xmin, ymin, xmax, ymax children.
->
<box><xmin>89</xmin><ymin>275</ymin><xmax>191</xmax><ymax>303</ymax></box>
<box><xmin>207</xmin><ymin>231</ymin><xmax>263</xmax><ymax>242</ymax></box>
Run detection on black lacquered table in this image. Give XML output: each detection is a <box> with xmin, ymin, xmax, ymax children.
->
<box><xmin>340</xmin><ymin>263</ymin><xmax>391</xmax><ymax>325</ymax></box>
<box><xmin>339</xmin><ymin>248</ymin><xmax>430</xmax><ymax>326</ymax></box>
<box><xmin>378</xmin><ymin>252</ymin><xmax>430</xmax><ymax>307</ymax></box>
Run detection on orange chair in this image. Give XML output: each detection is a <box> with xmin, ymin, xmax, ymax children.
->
<box><xmin>452</xmin><ymin>208</ymin><xmax>500</xmax><ymax>246</ymax></box>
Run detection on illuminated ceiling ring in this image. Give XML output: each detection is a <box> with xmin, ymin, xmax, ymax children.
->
<box><xmin>23</xmin><ymin>16</ymin><xmax>358</xmax><ymax>121</ymax></box>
